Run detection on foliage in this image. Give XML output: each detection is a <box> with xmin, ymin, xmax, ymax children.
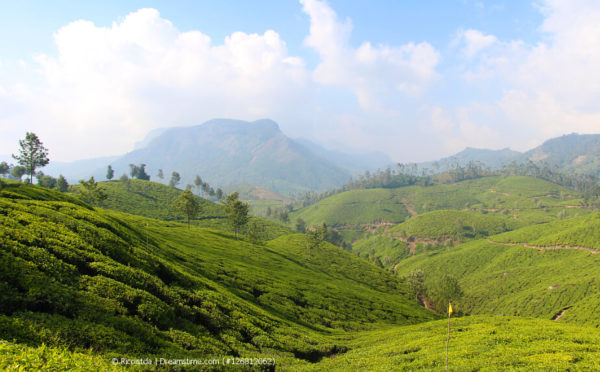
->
<box><xmin>224</xmin><ymin>192</ymin><xmax>250</xmax><ymax>239</ymax></box>
<box><xmin>106</xmin><ymin>165</ymin><xmax>114</xmax><ymax>180</ymax></box>
<box><xmin>0</xmin><ymin>162</ymin><xmax>9</xmax><ymax>176</ymax></box>
<box><xmin>12</xmin><ymin>132</ymin><xmax>50</xmax><ymax>184</ymax></box>
<box><xmin>173</xmin><ymin>189</ymin><xmax>200</xmax><ymax>228</ymax></box>
<box><xmin>78</xmin><ymin>177</ymin><xmax>107</xmax><ymax>206</ymax></box>
<box><xmin>128</xmin><ymin>164</ymin><xmax>150</xmax><ymax>181</ymax></box>
<box><xmin>169</xmin><ymin>171</ymin><xmax>181</xmax><ymax>188</ymax></box>
<box><xmin>56</xmin><ymin>175</ymin><xmax>69</xmax><ymax>192</ymax></box>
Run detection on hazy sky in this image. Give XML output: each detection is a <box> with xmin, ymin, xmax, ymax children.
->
<box><xmin>1</xmin><ymin>0</ymin><xmax>599</xmax><ymax>162</ymax></box>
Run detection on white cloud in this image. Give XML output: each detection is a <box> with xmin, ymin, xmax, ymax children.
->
<box><xmin>0</xmin><ymin>8</ymin><xmax>310</xmax><ymax>160</ymax></box>
<box><xmin>454</xmin><ymin>29</ymin><xmax>498</xmax><ymax>58</ymax></box>
<box><xmin>458</xmin><ymin>0</ymin><xmax>600</xmax><ymax>141</ymax></box>
<box><xmin>300</xmin><ymin>0</ymin><xmax>439</xmax><ymax>111</ymax></box>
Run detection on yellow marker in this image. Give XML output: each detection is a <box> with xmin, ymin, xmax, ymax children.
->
<box><xmin>448</xmin><ymin>303</ymin><xmax>453</xmax><ymax>316</ymax></box>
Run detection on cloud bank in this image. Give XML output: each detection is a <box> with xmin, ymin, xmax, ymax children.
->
<box><xmin>1</xmin><ymin>0</ymin><xmax>599</xmax><ymax>163</ymax></box>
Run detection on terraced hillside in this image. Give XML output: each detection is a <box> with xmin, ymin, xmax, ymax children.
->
<box><xmin>293</xmin><ymin>176</ymin><xmax>585</xmax><ymax>231</ymax></box>
<box><xmin>0</xmin><ymin>181</ymin><xmax>436</xmax><ymax>367</ymax></box>
<box><xmin>393</xmin><ymin>213</ymin><xmax>600</xmax><ymax>327</ymax></box>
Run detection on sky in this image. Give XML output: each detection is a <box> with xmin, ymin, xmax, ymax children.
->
<box><xmin>1</xmin><ymin>0</ymin><xmax>599</xmax><ymax>162</ymax></box>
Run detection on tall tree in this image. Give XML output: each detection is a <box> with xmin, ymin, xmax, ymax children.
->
<box><xmin>0</xmin><ymin>161</ymin><xmax>9</xmax><ymax>177</ymax></box>
<box><xmin>12</xmin><ymin>132</ymin><xmax>49</xmax><ymax>183</ymax></box>
<box><xmin>106</xmin><ymin>165</ymin><xmax>114</xmax><ymax>180</ymax></box>
<box><xmin>246</xmin><ymin>219</ymin><xmax>266</xmax><ymax>246</ymax></box>
<box><xmin>78</xmin><ymin>176</ymin><xmax>107</xmax><ymax>206</ymax></box>
<box><xmin>169</xmin><ymin>171</ymin><xmax>181</xmax><ymax>188</ymax></box>
<box><xmin>157</xmin><ymin>169</ymin><xmax>164</xmax><ymax>180</ymax></box>
<box><xmin>174</xmin><ymin>189</ymin><xmax>200</xmax><ymax>229</ymax></box>
<box><xmin>215</xmin><ymin>188</ymin><xmax>224</xmax><ymax>200</ymax></box>
<box><xmin>224</xmin><ymin>192</ymin><xmax>250</xmax><ymax>240</ymax></box>
<box><xmin>56</xmin><ymin>175</ymin><xmax>69</xmax><ymax>192</ymax></box>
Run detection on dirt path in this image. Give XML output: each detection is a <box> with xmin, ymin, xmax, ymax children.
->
<box><xmin>552</xmin><ymin>307</ymin><xmax>572</xmax><ymax>321</ymax></box>
<box><xmin>486</xmin><ymin>239</ymin><xmax>600</xmax><ymax>254</ymax></box>
<box><xmin>402</xmin><ymin>198</ymin><xmax>418</xmax><ymax>217</ymax></box>
<box><xmin>489</xmin><ymin>189</ymin><xmax>510</xmax><ymax>196</ymax></box>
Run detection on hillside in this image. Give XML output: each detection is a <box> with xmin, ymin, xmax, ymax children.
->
<box><xmin>105</xmin><ymin>119</ymin><xmax>351</xmax><ymax>195</ymax></box>
<box><xmin>523</xmin><ymin>133</ymin><xmax>600</xmax><ymax>175</ymax></box>
<box><xmin>69</xmin><ymin>179</ymin><xmax>292</xmax><ymax>239</ymax></box>
<box><xmin>293</xmin><ymin>176</ymin><xmax>587</xmax><ymax>240</ymax></box>
<box><xmin>307</xmin><ymin>316</ymin><xmax>600</xmax><ymax>371</ymax></box>
<box><xmin>0</xmin><ymin>182</ymin><xmax>436</xmax><ymax>366</ymax></box>
<box><xmin>392</xmin><ymin>214</ymin><xmax>600</xmax><ymax>327</ymax></box>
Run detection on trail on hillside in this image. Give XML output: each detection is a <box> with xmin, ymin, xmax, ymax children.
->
<box><xmin>402</xmin><ymin>198</ymin><xmax>418</xmax><ymax>217</ymax></box>
<box><xmin>486</xmin><ymin>239</ymin><xmax>600</xmax><ymax>254</ymax></box>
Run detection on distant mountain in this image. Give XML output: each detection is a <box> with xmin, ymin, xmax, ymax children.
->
<box><xmin>294</xmin><ymin>138</ymin><xmax>392</xmax><ymax>175</ymax></box>
<box><xmin>418</xmin><ymin>147</ymin><xmax>521</xmax><ymax>172</ymax></box>
<box><xmin>105</xmin><ymin>119</ymin><xmax>351</xmax><ymax>195</ymax></box>
<box><xmin>418</xmin><ymin>133</ymin><xmax>600</xmax><ymax>176</ymax></box>
<box><xmin>522</xmin><ymin>133</ymin><xmax>600</xmax><ymax>175</ymax></box>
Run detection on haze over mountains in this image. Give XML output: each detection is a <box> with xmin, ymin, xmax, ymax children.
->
<box><xmin>13</xmin><ymin>119</ymin><xmax>599</xmax><ymax>196</ymax></box>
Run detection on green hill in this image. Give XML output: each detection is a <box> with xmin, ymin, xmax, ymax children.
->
<box><xmin>70</xmin><ymin>178</ymin><xmax>292</xmax><ymax>239</ymax></box>
<box><xmin>392</xmin><ymin>216</ymin><xmax>600</xmax><ymax>327</ymax></box>
<box><xmin>0</xmin><ymin>182</ymin><xmax>436</xmax><ymax>366</ymax></box>
<box><xmin>295</xmin><ymin>176</ymin><xmax>584</xmax><ymax>226</ymax></box>
<box><xmin>307</xmin><ymin>316</ymin><xmax>600</xmax><ymax>371</ymax></box>
<box><xmin>389</xmin><ymin>209</ymin><xmax>515</xmax><ymax>242</ymax></box>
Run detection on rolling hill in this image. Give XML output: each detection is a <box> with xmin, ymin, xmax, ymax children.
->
<box><xmin>0</xmin><ymin>180</ymin><xmax>437</xmax><ymax>368</ymax></box>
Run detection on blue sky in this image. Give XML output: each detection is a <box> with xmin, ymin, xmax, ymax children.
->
<box><xmin>1</xmin><ymin>0</ymin><xmax>599</xmax><ymax>162</ymax></box>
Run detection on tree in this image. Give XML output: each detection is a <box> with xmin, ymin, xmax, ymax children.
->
<box><xmin>432</xmin><ymin>274</ymin><xmax>464</xmax><ymax>313</ymax></box>
<box><xmin>169</xmin><ymin>171</ymin><xmax>181</xmax><ymax>188</ymax></box>
<box><xmin>295</xmin><ymin>217</ymin><xmax>307</xmax><ymax>233</ymax></box>
<box><xmin>224</xmin><ymin>192</ymin><xmax>250</xmax><ymax>239</ymax></box>
<box><xmin>157</xmin><ymin>169</ymin><xmax>164</xmax><ymax>180</ymax></box>
<box><xmin>129</xmin><ymin>163</ymin><xmax>150</xmax><ymax>180</ymax></box>
<box><xmin>56</xmin><ymin>175</ymin><xmax>69</xmax><ymax>192</ymax></box>
<box><xmin>106</xmin><ymin>165</ymin><xmax>114</xmax><ymax>180</ymax></box>
<box><xmin>406</xmin><ymin>269</ymin><xmax>426</xmax><ymax>302</ymax></box>
<box><xmin>36</xmin><ymin>172</ymin><xmax>57</xmax><ymax>189</ymax></box>
<box><xmin>246</xmin><ymin>219</ymin><xmax>266</xmax><ymax>246</ymax></box>
<box><xmin>194</xmin><ymin>175</ymin><xmax>203</xmax><ymax>190</ymax></box>
<box><xmin>78</xmin><ymin>176</ymin><xmax>107</xmax><ymax>206</ymax></box>
<box><xmin>12</xmin><ymin>132</ymin><xmax>49</xmax><ymax>183</ymax></box>
<box><xmin>0</xmin><ymin>161</ymin><xmax>9</xmax><ymax>177</ymax></box>
<box><xmin>11</xmin><ymin>166</ymin><xmax>26</xmax><ymax>181</ymax></box>
<box><xmin>215</xmin><ymin>188</ymin><xmax>224</xmax><ymax>200</ymax></box>
<box><xmin>174</xmin><ymin>189</ymin><xmax>200</xmax><ymax>229</ymax></box>
<box><xmin>305</xmin><ymin>223</ymin><xmax>327</xmax><ymax>260</ymax></box>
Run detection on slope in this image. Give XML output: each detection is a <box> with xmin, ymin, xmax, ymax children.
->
<box><xmin>70</xmin><ymin>178</ymin><xmax>291</xmax><ymax>239</ymax></box>
<box><xmin>306</xmin><ymin>316</ymin><xmax>600</xmax><ymax>371</ymax></box>
<box><xmin>393</xmin><ymin>214</ymin><xmax>600</xmax><ymax>327</ymax></box>
<box><xmin>0</xmin><ymin>182</ymin><xmax>436</xmax><ymax>365</ymax></box>
<box><xmin>293</xmin><ymin>176</ymin><xmax>586</xmax><ymax>235</ymax></box>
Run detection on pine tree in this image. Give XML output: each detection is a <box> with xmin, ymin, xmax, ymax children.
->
<box><xmin>12</xmin><ymin>132</ymin><xmax>49</xmax><ymax>183</ymax></box>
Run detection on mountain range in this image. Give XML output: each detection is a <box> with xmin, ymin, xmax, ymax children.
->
<box><xmin>7</xmin><ymin>122</ymin><xmax>599</xmax><ymax>195</ymax></box>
